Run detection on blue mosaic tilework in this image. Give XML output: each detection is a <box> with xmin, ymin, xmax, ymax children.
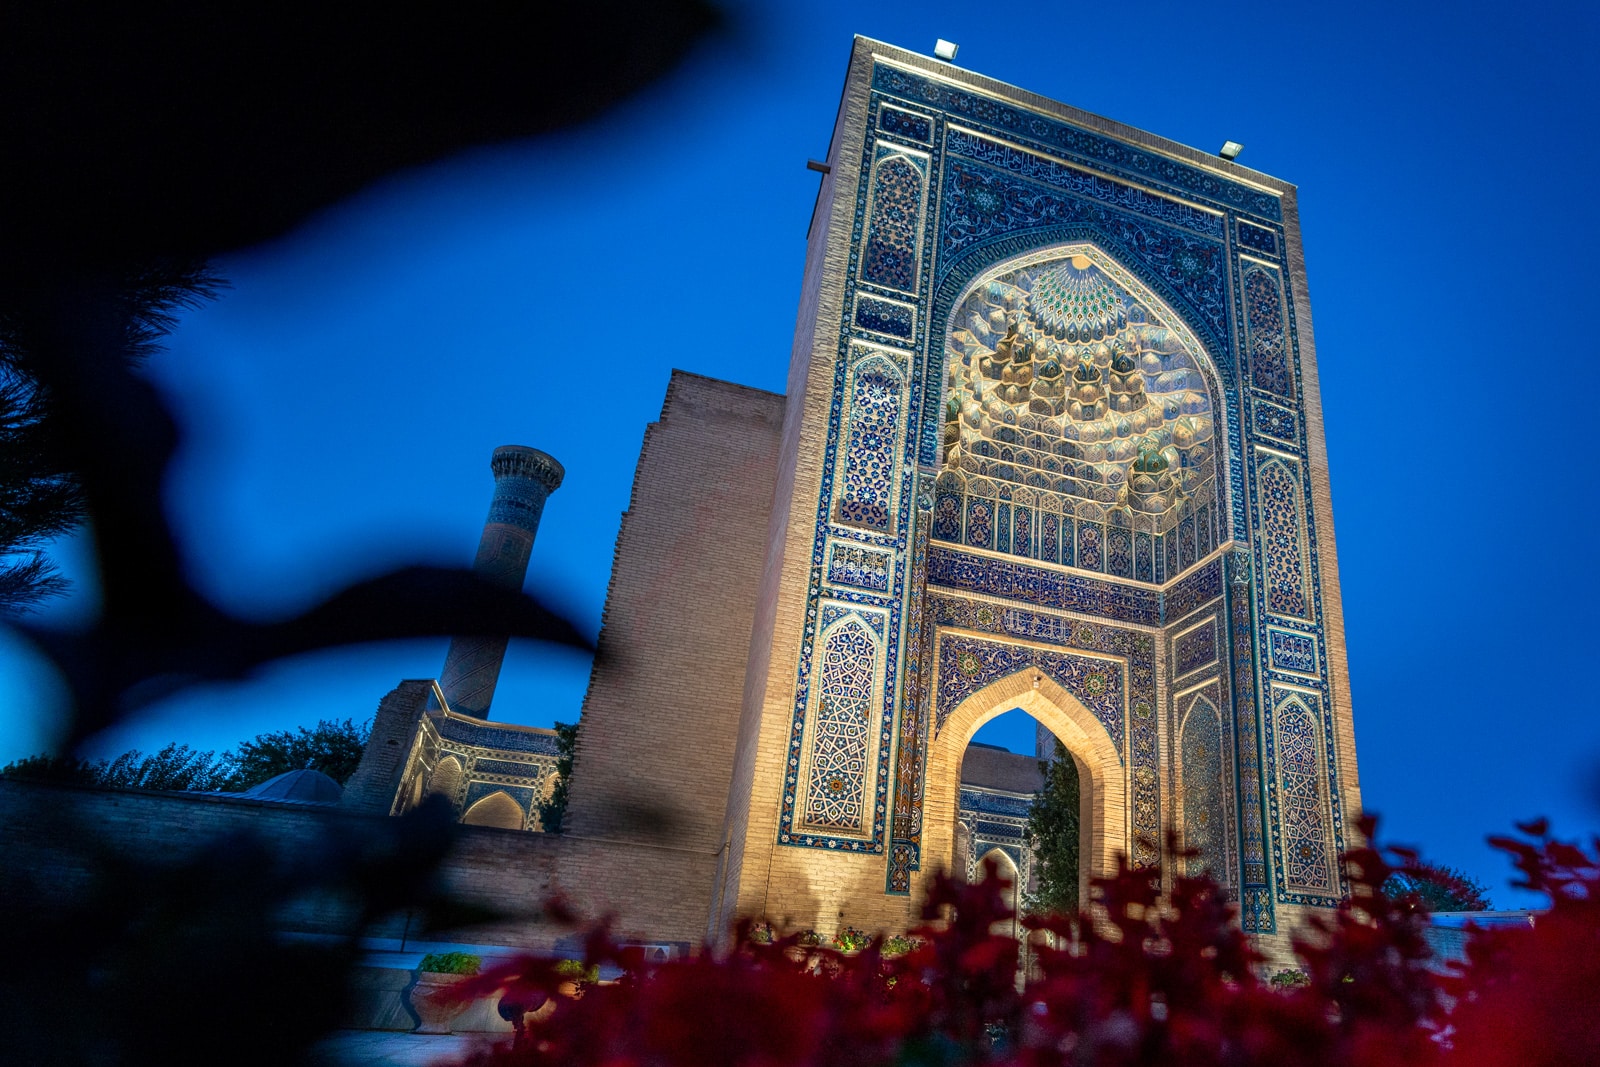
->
<box><xmin>1077</xmin><ymin>522</ymin><xmax>1102</xmax><ymax>570</ymax></box>
<box><xmin>927</xmin><ymin>544</ymin><xmax>1162</xmax><ymax>626</ymax></box>
<box><xmin>946</xmin><ymin>129</ymin><xmax>1226</xmax><ymax>238</ymax></box>
<box><xmin>1264</xmin><ymin>689</ymin><xmax>1343</xmax><ymax>902</ymax></box>
<box><xmin>784</xmin><ymin>305</ymin><xmax>916</xmax><ymax>856</ymax></box>
<box><xmin>787</xmin><ymin>59</ymin><xmax>1342</xmax><ymax>919</ymax></box>
<box><xmin>1164</xmin><ymin>557</ymin><xmax>1224</xmax><ymax>623</ymax></box>
<box><xmin>975</xmin><ymin>820</ymin><xmax>1025</xmax><ymax>839</ymax></box>
<box><xmin>834</xmin><ymin>357</ymin><xmax>904</xmax><ymax>532</ymax></box>
<box><xmin>1227</xmin><ymin>551</ymin><xmax>1275</xmax><ymax>931</ymax></box>
<box><xmin>472</xmin><ymin>758</ymin><xmax>546</xmax><ymax>779</ymax></box>
<box><xmin>855</xmin><ymin>293</ymin><xmax>915</xmax><ymax>339</ymax></box>
<box><xmin>1181</xmin><ymin>698</ymin><xmax>1227</xmax><ymax>883</ymax></box>
<box><xmin>1242</xmin><ymin>263</ymin><xmax>1294</xmax><ymax>399</ymax></box>
<box><xmin>1236</xmin><ymin>219</ymin><xmax>1279</xmax><ymax>256</ymax></box>
<box><xmin>1252</xmin><ymin>398</ymin><xmax>1298</xmax><ymax>444</ymax></box>
<box><xmin>961</xmin><ymin>789</ymin><xmax>1032</xmax><ymax>817</ymax></box>
<box><xmin>927</xmin><ymin>594</ymin><xmax>1161</xmax><ymax>862</ymax></box>
<box><xmin>879</xmin><ymin>105</ymin><xmax>932</xmax><ymax>143</ymax></box>
<box><xmin>937</xmin><ymin>635</ymin><xmax>1125</xmax><ymax>760</ymax></box>
<box><xmin>827</xmin><ymin>541</ymin><xmax>893</xmax><ymax>593</ymax></box>
<box><xmin>862</xmin><ymin>151</ymin><xmax>926</xmax><ymax>292</ymax></box>
<box><xmin>463</xmin><ymin>781</ymin><xmax>534</xmax><ymax>814</ymax></box>
<box><xmin>1258</xmin><ymin>457</ymin><xmax>1310</xmax><ymax>619</ymax></box>
<box><xmin>939</xmin><ymin>159</ymin><xmax>1230</xmax><ymax>350</ymax></box>
<box><xmin>434</xmin><ymin>717</ymin><xmax>559</xmax><ymax>756</ymax></box>
<box><xmin>1175</xmin><ymin>620</ymin><xmax>1218</xmax><ymax>677</ymax></box>
<box><xmin>1267</xmin><ymin>627</ymin><xmax>1318</xmax><ymax>676</ymax></box>
<box><xmin>803</xmin><ymin>619</ymin><xmax>880</xmax><ymax>831</ymax></box>
<box><xmin>873</xmin><ymin>64</ymin><xmax>1282</xmax><ymax>220</ymax></box>
<box><xmin>822</xmin><ymin>602</ymin><xmax>886</xmax><ymax>639</ymax></box>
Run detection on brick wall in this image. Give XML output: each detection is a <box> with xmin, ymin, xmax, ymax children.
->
<box><xmin>562</xmin><ymin>369</ymin><xmax>784</xmax><ymax>942</ymax></box>
<box><xmin>0</xmin><ymin>779</ymin><xmax>716</xmax><ymax>948</ymax></box>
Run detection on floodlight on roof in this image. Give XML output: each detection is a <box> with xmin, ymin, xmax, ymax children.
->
<box><xmin>1219</xmin><ymin>140</ymin><xmax>1244</xmax><ymax>161</ymax></box>
<box><xmin>934</xmin><ymin>39</ymin><xmax>959</xmax><ymax>61</ymax></box>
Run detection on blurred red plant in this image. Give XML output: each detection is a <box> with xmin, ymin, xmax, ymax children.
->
<box><xmin>445</xmin><ymin>816</ymin><xmax>1600</xmax><ymax>1067</ymax></box>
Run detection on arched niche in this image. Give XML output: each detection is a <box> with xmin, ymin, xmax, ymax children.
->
<box><xmin>1178</xmin><ymin>696</ymin><xmax>1227</xmax><ymax>884</ymax></box>
<box><xmin>920</xmin><ymin>669</ymin><xmax>1126</xmax><ymax>909</ymax></box>
<box><xmin>428</xmin><ymin>755</ymin><xmax>463</xmax><ymax>806</ymax></box>
<box><xmin>976</xmin><ymin>846</ymin><xmax>1023</xmax><ymax>940</ymax></box>
<box><xmin>933</xmin><ymin>242</ymin><xmax>1232</xmax><ymax>581</ymax></box>
<box><xmin>462</xmin><ymin>790</ymin><xmax>525</xmax><ymax>831</ymax></box>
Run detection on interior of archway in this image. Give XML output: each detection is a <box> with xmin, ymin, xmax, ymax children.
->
<box><xmin>958</xmin><ymin>708</ymin><xmax>1084</xmax><ymax>926</ymax></box>
<box><xmin>919</xmin><ymin>671</ymin><xmax>1126</xmax><ymax>914</ymax></box>
<box><xmin>935</xmin><ymin>242</ymin><xmax>1225</xmax><ymax>582</ymax></box>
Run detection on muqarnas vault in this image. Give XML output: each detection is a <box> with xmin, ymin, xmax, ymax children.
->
<box><xmin>354</xmin><ymin>36</ymin><xmax>1359</xmax><ymax>960</ymax></box>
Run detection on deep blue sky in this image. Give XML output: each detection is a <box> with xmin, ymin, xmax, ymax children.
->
<box><xmin>3</xmin><ymin>0</ymin><xmax>1596</xmax><ymax>906</ymax></box>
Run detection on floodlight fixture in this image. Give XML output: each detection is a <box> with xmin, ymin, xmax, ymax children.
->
<box><xmin>934</xmin><ymin>39</ymin><xmax>959</xmax><ymax>61</ymax></box>
<box><xmin>1219</xmin><ymin>140</ymin><xmax>1244</xmax><ymax>161</ymax></box>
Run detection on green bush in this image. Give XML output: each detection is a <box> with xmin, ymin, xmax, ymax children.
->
<box><xmin>1269</xmin><ymin>968</ymin><xmax>1311</xmax><ymax>990</ymax></box>
<box><xmin>418</xmin><ymin>952</ymin><xmax>481</xmax><ymax>975</ymax></box>
<box><xmin>554</xmin><ymin>959</ymin><xmax>600</xmax><ymax>984</ymax></box>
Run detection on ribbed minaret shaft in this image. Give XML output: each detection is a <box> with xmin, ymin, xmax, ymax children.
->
<box><xmin>438</xmin><ymin>445</ymin><xmax>564</xmax><ymax>718</ymax></box>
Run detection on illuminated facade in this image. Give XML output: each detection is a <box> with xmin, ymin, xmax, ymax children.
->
<box><xmin>359</xmin><ymin>37</ymin><xmax>1359</xmax><ymax>959</ymax></box>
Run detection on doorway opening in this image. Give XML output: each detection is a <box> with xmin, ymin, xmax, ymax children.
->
<box><xmin>958</xmin><ymin>708</ymin><xmax>1082</xmax><ymax>930</ymax></box>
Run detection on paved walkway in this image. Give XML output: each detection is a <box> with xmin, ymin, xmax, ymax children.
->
<box><xmin>310</xmin><ymin>1030</ymin><xmax>511</xmax><ymax>1066</ymax></box>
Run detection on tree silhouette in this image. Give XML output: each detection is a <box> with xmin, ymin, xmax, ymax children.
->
<box><xmin>1025</xmin><ymin>738</ymin><xmax>1081</xmax><ymax>916</ymax></box>
<box><xmin>0</xmin><ymin>7</ymin><xmax>718</xmax><ymax>1065</ymax></box>
<box><xmin>1384</xmin><ymin>858</ymin><xmax>1492</xmax><ymax>912</ymax></box>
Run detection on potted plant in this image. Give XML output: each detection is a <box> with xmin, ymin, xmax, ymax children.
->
<box><xmin>553</xmin><ymin>958</ymin><xmax>599</xmax><ymax>999</ymax></box>
<box><xmin>409</xmin><ymin>952</ymin><xmax>482</xmax><ymax>1034</ymax></box>
<box><xmin>832</xmin><ymin>927</ymin><xmax>873</xmax><ymax>953</ymax></box>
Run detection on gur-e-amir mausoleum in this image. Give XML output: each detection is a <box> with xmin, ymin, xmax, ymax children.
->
<box><xmin>345</xmin><ymin>36</ymin><xmax>1360</xmax><ymax>961</ymax></box>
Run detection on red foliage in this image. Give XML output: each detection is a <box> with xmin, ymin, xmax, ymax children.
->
<box><xmin>443</xmin><ymin>819</ymin><xmax>1600</xmax><ymax>1067</ymax></box>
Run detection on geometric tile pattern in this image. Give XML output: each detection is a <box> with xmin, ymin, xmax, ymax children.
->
<box><xmin>827</xmin><ymin>541</ymin><xmax>893</xmax><ymax>593</ymax></box>
<box><xmin>1243</xmin><ymin>263</ymin><xmax>1293</xmax><ymax>399</ymax></box>
<box><xmin>781</xmin><ymin>57</ymin><xmax>1350</xmax><ymax>928</ymax></box>
<box><xmin>1258</xmin><ymin>458</ymin><xmax>1310</xmax><ymax>619</ymax></box>
<box><xmin>926</xmin><ymin>542</ymin><xmax>1163</xmax><ymax>625</ymax></box>
<box><xmin>1267</xmin><ymin>627</ymin><xmax>1318</xmax><ymax>676</ymax></box>
<box><xmin>920</xmin><ymin>591</ymin><xmax>1162</xmax><ymax>867</ymax></box>
<box><xmin>802</xmin><ymin>618</ymin><xmax>881</xmax><ymax>832</ymax></box>
<box><xmin>1273</xmin><ymin>694</ymin><xmax>1333</xmax><ymax>894</ymax></box>
<box><xmin>862</xmin><ymin>153</ymin><xmax>925</xmax><ymax>293</ymax></box>
<box><xmin>878</xmin><ymin>105</ymin><xmax>932</xmax><ymax>143</ymax></box>
<box><xmin>1236</xmin><ymin>219</ymin><xmax>1279</xmax><ymax>256</ymax></box>
<box><xmin>855</xmin><ymin>293</ymin><xmax>916</xmax><ymax>339</ymax></box>
<box><xmin>1228</xmin><ymin>550</ymin><xmax>1274</xmax><ymax>931</ymax></box>
<box><xmin>934</xmin><ymin>633</ymin><xmax>1125</xmax><ymax>755</ymax></box>
<box><xmin>1175</xmin><ymin>620</ymin><xmax>1218</xmax><ymax>677</ymax></box>
<box><xmin>1180</xmin><ymin>697</ymin><xmax>1227</xmax><ymax>884</ymax></box>
<box><xmin>1252</xmin><ymin>398</ymin><xmax>1298</xmax><ymax>445</ymax></box>
<box><xmin>835</xmin><ymin>358</ymin><xmax>904</xmax><ymax>532</ymax></box>
<box><xmin>874</xmin><ymin>64</ymin><xmax>1282</xmax><ymax>220</ymax></box>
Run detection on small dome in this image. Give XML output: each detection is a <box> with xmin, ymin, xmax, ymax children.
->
<box><xmin>243</xmin><ymin>768</ymin><xmax>343</xmax><ymax>804</ymax></box>
<box><xmin>1031</xmin><ymin>260</ymin><xmax>1127</xmax><ymax>342</ymax></box>
<box><xmin>1073</xmin><ymin>359</ymin><xmax>1101</xmax><ymax>383</ymax></box>
<box><xmin>1132</xmin><ymin>441</ymin><xmax>1170</xmax><ymax>474</ymax></box>
<box><xmin>1111</xmin><ymin>349</ymin><xmax>1137</xmax><ymax>374</ymax></box>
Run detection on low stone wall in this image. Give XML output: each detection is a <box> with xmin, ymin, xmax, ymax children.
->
<box><xmin>0</xmin><ymin>778</ymin><xmax>718</xmax><ymax>950</ymax></box>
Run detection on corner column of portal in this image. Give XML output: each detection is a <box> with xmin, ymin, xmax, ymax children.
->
<box><xmin>438</xmin><ymin>445</ymin><xmax>564</xmax><ymax>719</ymax></box>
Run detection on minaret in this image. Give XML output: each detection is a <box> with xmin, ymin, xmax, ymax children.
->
<box><xmin>438</xmin><ymin>445</ymin><xmax>564</xmax><ymax>719</ymax></box>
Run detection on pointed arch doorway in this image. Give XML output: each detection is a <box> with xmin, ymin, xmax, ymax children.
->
<box><xmin>917</xmin><ymin>668</ymin><xmax>1128</xmax><ymax>909</ymax></box>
